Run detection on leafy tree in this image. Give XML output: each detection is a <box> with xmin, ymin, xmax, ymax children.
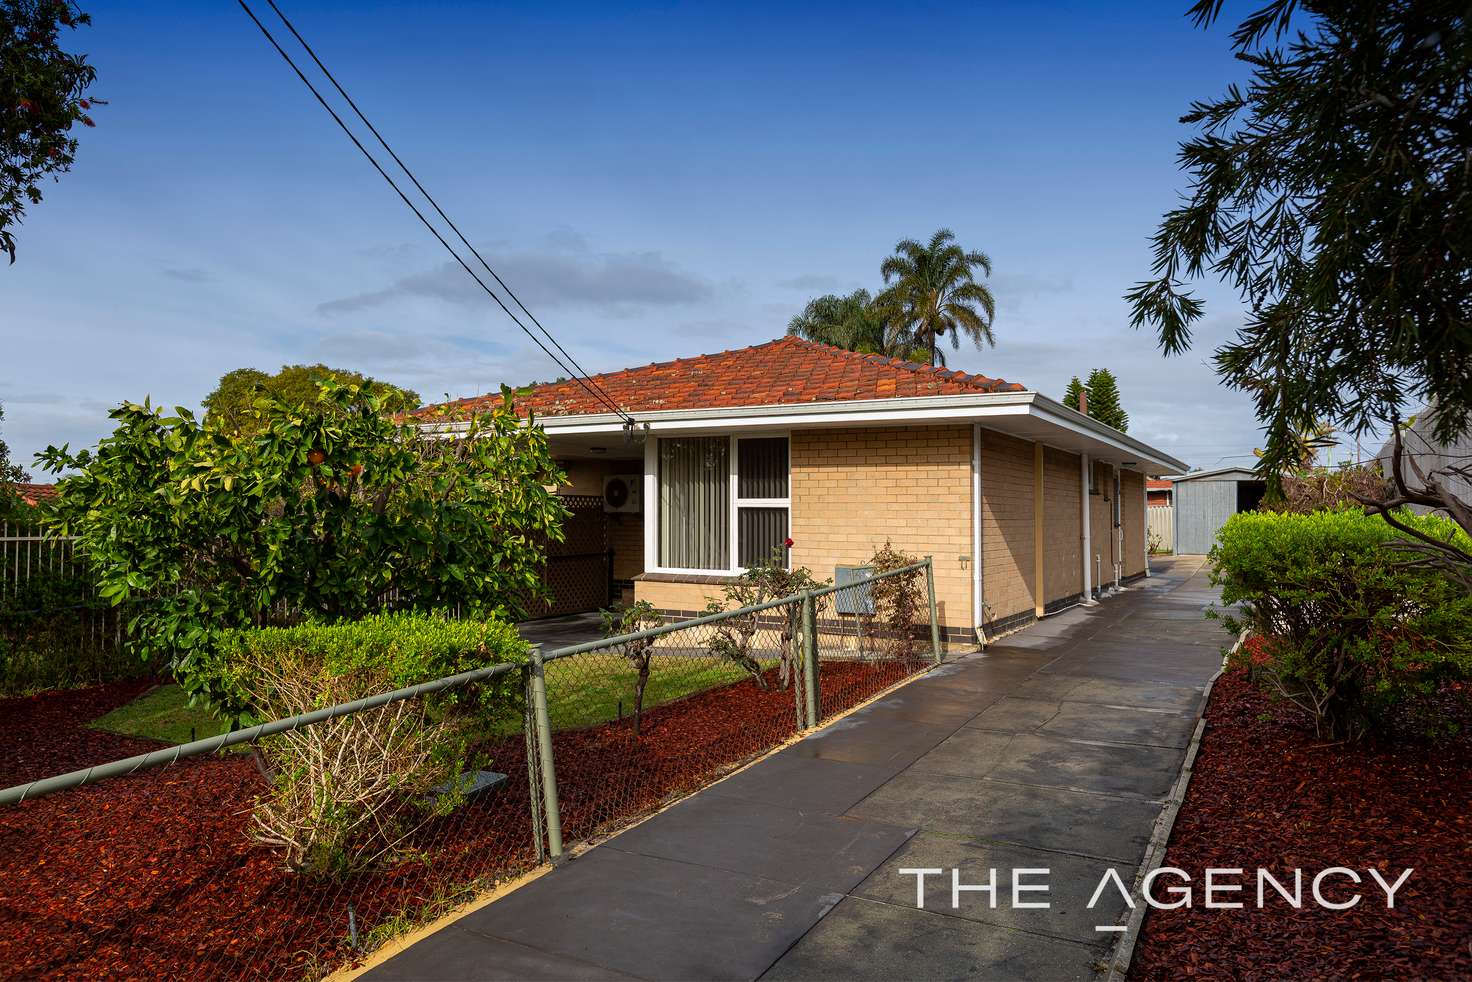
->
<box><xmin>875</xmin><ymin>228</ymin><xmax>997</xmax><ymax>367</ymax></box>
<box><xmin>1084</xmin><ymin>368</ymin><xmax>1129</xmax><ymax>432</ymax></box>
<box><xmin>203</xmin><ymin>364</ymin><xmax>421</xmax><ymax>434</ymax></box>
<box><xmin>38</xmin><ymin>380</ymin><xmax>568</xmax><ymax>721</ymax></box>
<box><xmin>786</xmin><ymin>289</ymin><xmax>889</xmax><ymax>354</ymax></box>
<box><xmin>0</xmin><ymin>402</ymin><xmax>29</xmax><ymax>516</ymax></box>
<box><xmin>1</xmin><ymin>1</ymin><xmax>99</xmax><ymax>263</ymax></box>
<box><xmin>1126</xmin><ymin>0</ymin><xmax>1472</xmax><ymax>479</ymax></box>
<box><xmin>1062</xmin><ymin>376</ymin><xmax>1085</xmax><ymax>413</ymax></box>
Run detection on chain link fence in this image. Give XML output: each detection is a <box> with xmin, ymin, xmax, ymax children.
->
<box><xmin>0</xmin><ymin>560</ymin><xmax>939</xmax><ymax>980</ymax></box>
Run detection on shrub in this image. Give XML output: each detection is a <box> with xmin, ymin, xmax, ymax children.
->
<box><xmin>208</xmin><ymin>612</ymin><xmax>529</xmax><ymax>875</ymax></box>
<box><xmin>867</xmin><ymin>542</ymin><xmax>926</xmax><ymax>660</ymax></box>
<box><xmin>1265</xmin><ymin>463</ymin><xmax>1389</xmax><ymax>514</ymax></box>
<box><xmin>703</xmin><ymin>546</ymin><xmax>828</xmax><ymax>689</ymax></box>
<box><xmin>1210</xmin><ymin>508</ymin><xmax>1472</xmax><ymax>740</ymax></box>
<box><xmin>600</xmin><ymin>600</ymin><xmax>665</xmax><ymax>736</ymax></box>
<box><xmin>0</xmin><ymin>567</ymin><xmax>154</xmax><ymax>696</ymax></box>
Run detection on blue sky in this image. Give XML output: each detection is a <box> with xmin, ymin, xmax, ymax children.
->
<box><xmin>4</xmin><ymin>1</ymin><xmax>1321</xmax><ymax>475</ymax></box>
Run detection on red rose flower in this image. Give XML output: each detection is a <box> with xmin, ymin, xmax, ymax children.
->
<box><xmin>783</xmin><ymin>537</ymin><xmax>794</xmax><ymax>548</ymax></box>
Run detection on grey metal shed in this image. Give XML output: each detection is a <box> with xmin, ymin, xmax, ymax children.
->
<box><xmin>1171</xmin><ymin>466</ymin><xmax>1267</xmax><ymax>555</ymax></box>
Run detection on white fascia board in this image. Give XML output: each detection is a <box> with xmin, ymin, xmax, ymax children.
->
<box><xmin>419</xmin><ymin>391</ymin><xmax>1188</xmax><ymax>473</ymax></box>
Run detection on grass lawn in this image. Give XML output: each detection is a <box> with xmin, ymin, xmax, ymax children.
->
<box><xmin>89</xmin><ymin>684</ymin><xmax>229</xmax><ymax>746</ymax></box>
<box><xmin>540</xmin><ymin>651</ymin><xmax>774</xmax><ymax>731</ymax></box>
<box><xmin>87</xmin><ymin>652</ymin><xmax>777</xmax><ymax>746</ymax></box>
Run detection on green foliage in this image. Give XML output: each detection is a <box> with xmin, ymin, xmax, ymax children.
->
<box><xmin>208</xmin><ymin>611</ymin><xmax>529</xmax><ymax>724</ymax></box>
<box><xmin>786</xmin><ymin>289</ymin><xmax>890</xmax><ymax>354</ymax></box>
<box><xmin>202</xmin><ymin>364</ymin><xmax>421</xmax><ymax>435</ymax></box>
<box><xmin>1210</xmin><ymin>509</ymin><xmax>1472</xmax><ymax>740</ymax></box>
<box><xmin>38</xmin><ymin>379</ymin><xmax>568</xmax><ymax>722</ymax></box>
<box><xmin>1</xmin><ymin>1</ymin><xmax>99</xmax><ymax>263</ymax></box>
<box><xmin>0</xmin><ymin>565</ymin><xmax>151</xmax><ymax>695</ymax></box>
<box><xmin>876</xmin><ymin>228</ymin><xmax>996</xmax><ymax>368</ymax></box>
<box><xmin>1062</xmin><ymin>377</ymin><xmax>1085</xmax><ymax>413</ymax></box>
<box><xmin>215</xmin><ymin>612</ymin><xmax>528</xmax><ymax>876</ymax></box>
<box><xmin>704</xmin><ymin>547</ymin><xmax>829</xmax><ymax>689</ymax></box>
<box><xmin>1126</xmin><ymin>0</ymin><xmax>1472</xmax><ymax>478</ymax></box>
<box><xmin>1083</xmin><ymin>368</ymin><xmax>1128</xmax><ymax>432</ymax></box>
<box><xmin>600</xmin><ymin>599</ymin><xmax>665</xmax><ymax>736</ymax></box>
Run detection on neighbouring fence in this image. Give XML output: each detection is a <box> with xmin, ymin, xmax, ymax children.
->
<box><xmin>0</xmin><ymin>560</ymin><xmax>940</xmax><ymax>981</ymax></box>
<box><xmin>1147</xmin><ymin>504</ymin><xmax>1174</xmax><ymax>553</ymax></box>
<box><xmin>0</xmin><ymin>521</ymin><xmax>138</xmax><ymax>694</ymax></box>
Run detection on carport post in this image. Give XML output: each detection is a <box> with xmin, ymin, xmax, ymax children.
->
<box><xmin>528</xmin><ymin>648</ymin><xmax>564</xmax><ymax>860</ymax></box>
<box><xmin>801</xmin><ymin>592</ymin><xmax>819</xmax><ymax>728</ymax></box>
<box><xmin>925</xmin><ymin>556</ymin><xmax>942</xmax><ymax>663</ymax></box>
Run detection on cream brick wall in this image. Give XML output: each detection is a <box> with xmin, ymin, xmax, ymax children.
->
<box><xmin>1121</xmin><ymin>470</ymin><xmax>1146</xmax><ymax>577</ymax></box>
<box><xmin>979</xmin><ymin>429</ymin><xmax>1036</xmax><ymax>625</ymax></box>
<box><xmin>790</xmin><ymin>426</ymin><xmax>973</xmax><ymax>634</ymax></box>
<box><xmin>1043</xmin><ymin>447</ymin><xmax>1083</xmax><ymax>604</ymax></box>
<box><xmin>634</xmin><ymin>578</ymin><xmax>725</xmax><ymax>614</ymax></box>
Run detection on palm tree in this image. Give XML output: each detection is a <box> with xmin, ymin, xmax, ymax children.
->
<box><xmin>875</xmin><ymin>229</ymin><xmax>996</xmax><ymax>367</ymax></box>
<box><xmin>786</xmin><ymin>289</ymin><xmax>889</xmax><ymax>354</ymax></box>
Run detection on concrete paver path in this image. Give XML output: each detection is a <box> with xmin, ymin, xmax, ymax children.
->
<box><xmin>366</xmin><ymin>557</ymin><xmax>1224</xmax><ymax>981</ymax></box>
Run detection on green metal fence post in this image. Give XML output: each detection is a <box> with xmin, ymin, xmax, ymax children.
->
<box><xmin>801</xmin><ymin>592</ymin><xmax>819</xmax><ymax>728</ymax></box>
<box><xmin>924</xmin><ymin>556</ymin><xmax>942</xmax><ymax>664</ymax></box>
<box><xmin>521</xmin><ymin>663</ymin><xmax>546</xmax><ymax>862</ymax></box>
<box><xmin>528</xmin><ymin>648</ymin><xmax>564</xmax><ymax>861</ymax></box>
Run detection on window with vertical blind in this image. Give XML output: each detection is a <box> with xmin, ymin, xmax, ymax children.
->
<box><xmin>736</xmin><ymin>437</ymin><xmax>789</xmax><ymax>568</ymax></box>
<box><xmin>655</xmin><ymin>435</ymin><xmax>790</xmax><ymax>572</ymax></box>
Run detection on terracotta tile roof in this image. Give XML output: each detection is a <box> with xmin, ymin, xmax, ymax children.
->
<box><xmin>1146</xmin><ymin>478</ymin><xmax>1174</xmax><ymax>491</ymax></box>
<box><xmin>11</xmin><ymin>483</ymin><xmax>57</xmax><ymax>506</ymax></box>
<box><xmin>420</xmin><ymin>337</ymin><xmax>1026</xmax><ymax>420</ymax></box>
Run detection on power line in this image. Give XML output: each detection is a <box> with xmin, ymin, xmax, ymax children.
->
<box><xmin>236</xmin><ymin>1</ymin><xmax>634</xmax><ymax>426</ymax></box>
<box><xmin>259</xmin><ymin>0</ymin><xmax>629</xmax><ymax>424</ymax></box>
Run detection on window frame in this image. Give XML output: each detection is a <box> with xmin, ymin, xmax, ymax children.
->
<box><xmin>647</xmin><ymin>431</ymin><xmax>791</xmax><ymax>576</ymax></box>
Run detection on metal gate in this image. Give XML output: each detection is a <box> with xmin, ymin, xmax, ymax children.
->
<box><xmin>520</xmin><ymin>494</ymin><xmax>612</xmax><ymax>619</ymax></box>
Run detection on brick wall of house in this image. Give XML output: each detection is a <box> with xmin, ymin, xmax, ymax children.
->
<box><xmin>633</xmin><ymin>577</ymin><xmax>728</xmax><ymax>616</ymax></box>
<box><xmin>1043</xmin><ymin>447</ymin><xmax>1083</xmax><ymax>606</ymax></box>
<box><xmin>790</xmin><ymin>425</ymin><xmax>974</xmax><ymax>642</ymax></box>
<box><xmin>979</xmin><ymin>428</ymin><xmax>1036</xmax><ymax>628</ymax></box>
<box><xmin>1121</xmin><ymin>469</ymin><xmax>1146</xmax><ymax>578</ymax></box>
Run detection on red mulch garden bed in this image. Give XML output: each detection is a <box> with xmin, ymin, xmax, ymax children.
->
<box><xmin>1131</xmin><ymin>665</ymin><xmax>1472</xmax><ymax>979</ymax></box>
<box><xmin>0</xmin><ymin>657</ymin><xmax>920</xmax><ymax>980</ymax></box>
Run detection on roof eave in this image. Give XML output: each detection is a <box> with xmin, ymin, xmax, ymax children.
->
<box><xmin>418</xmin><ymin>391</ymin><xmax>1188</xmax><ymax>474</ymax></box>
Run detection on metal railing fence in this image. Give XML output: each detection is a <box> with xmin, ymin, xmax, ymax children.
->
<box><xmin>0</xmin><ymin>559</ymin><xmax>940</xmax><ymax>980</ymax></box>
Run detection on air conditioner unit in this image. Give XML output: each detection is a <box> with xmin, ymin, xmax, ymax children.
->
<box><xmin>602</xmin><ymin>474</ymin><xmax>642</xmax><ymax>514</ymax></box>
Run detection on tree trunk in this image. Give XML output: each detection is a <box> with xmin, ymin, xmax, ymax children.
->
<box><xmin>633</xmin><ymin>655</ymin><xmax>651</xmax><ymax>737</ymax></box>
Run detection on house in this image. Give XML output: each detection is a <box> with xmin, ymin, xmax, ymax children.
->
<box><xmin>1170</xmin><ymin>466</ymin><xmax>1266</xmax><ymax>555</ymax></box>
<box><xmin>1146</xmin><ymin>478</ymin><xmax>1173</xmax><ymax>506</ymax></box>
<box><xmin>1372</xmin><ymin>401</ymin><xmax>1472</xmax><ymax>514</ymax></box>
<box><xmin>8</xmin><ymin>483</ymin><xmax>56</xmax><ymax>507</ymax></box>
<box><xmin>421</xmin><ymin>337</ymin><xmax>1187</xmax><ymax>645</ymax></box>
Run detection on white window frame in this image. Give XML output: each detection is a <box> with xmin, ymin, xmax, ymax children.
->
<box><xmin>644</xmin><ymin>431</ymin><xmax>791</xmax><ymax>576</ymax></box>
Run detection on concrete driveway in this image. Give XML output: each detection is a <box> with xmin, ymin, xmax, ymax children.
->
<box><xmin>367</xmin><ymin>556</ymin><xmax>1224</xmax><ymax>981</ymax></box>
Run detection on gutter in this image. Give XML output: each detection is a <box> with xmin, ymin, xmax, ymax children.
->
<box><xmin>419</xmin><ymin>391</ymin><xmax>1189</xmax><ymax>474</ymax></box>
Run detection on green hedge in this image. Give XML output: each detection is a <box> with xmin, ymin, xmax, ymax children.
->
<box><xmin>1211</xmin><ymin>508</ymin><xmax>1472</xmax><ymax>739</ymax></box>
<box><xmin>208</xmin><ymin>611</ymin><xmax>530</xmax><ymax>726</ymax></box>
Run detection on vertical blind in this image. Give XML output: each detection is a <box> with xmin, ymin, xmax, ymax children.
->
<box><xmin>737</xmin><ymin>438</ymin><xmax>788</xmax><ymax>498</ymax></box>
<box><xmin>737</xmin><ymin>507</ymin><xmax>789</xmax><ymax>568</ymax></box>
<box><xmin>659</xmin><ymin>437</ymin><xmax>729</xmax><ymax>569</ymax></box>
